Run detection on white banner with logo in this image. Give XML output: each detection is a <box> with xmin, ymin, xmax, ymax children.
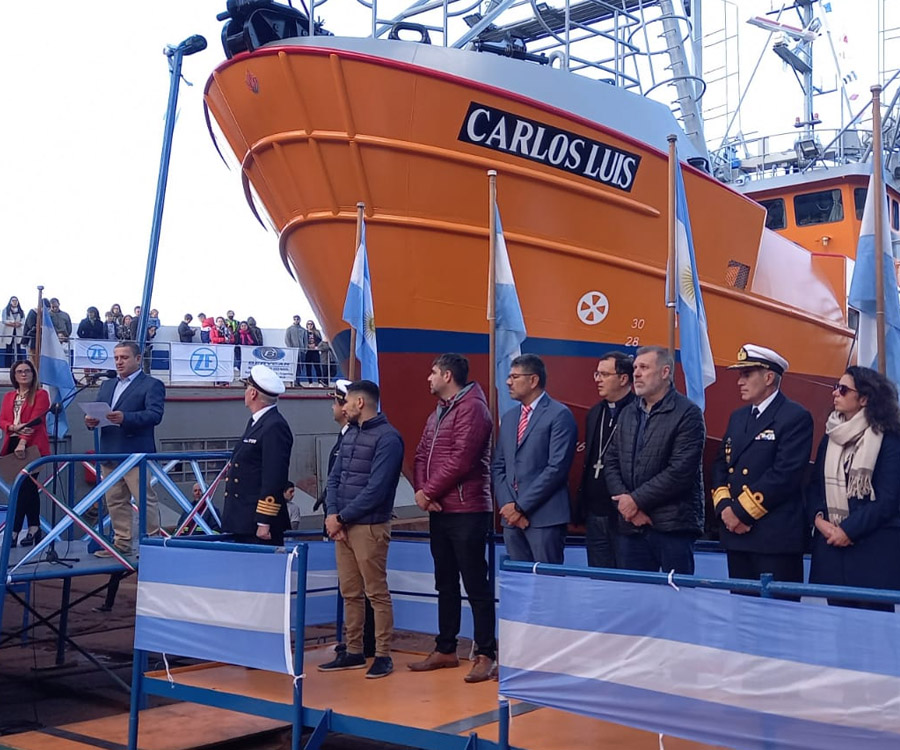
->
<box><xmin>238</xmin><ymin>346</ymin><xmax>298</xmax><ymax>382</ymax></box>
<box><xmin>170</xmin><ymin>343</ymin><xmax>235</xmax><ymax>382</ymax></box>
<box><xmin>73</xmin><ymin>339</ymin><xmax>118</xmax><ymax>369</ymax></box>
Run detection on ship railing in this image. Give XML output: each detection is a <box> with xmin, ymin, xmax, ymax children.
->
<box><xmin>334</xmin><ymin>0</ymin><xmax>674</xmax><ymax>92</ymax></box>
<box><xmin>498</xmin><ymin>557</ymin><xmax>900</xmax><ymax>748</ymax></box>
<box><xmin>0</xmin><ymin>340</ymin><xmax>341</xmax><ymax>388</ymax></box>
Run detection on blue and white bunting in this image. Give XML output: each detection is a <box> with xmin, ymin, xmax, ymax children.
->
<box><xmin>40</xmin><ymin>303</ymin><xmax>76</xmax><ymax>436</ymax></box>
<box><xmin>848</xmin><ymin>170</ymin><xmax>900</xmax><ymax>388</ymax></box>
<box><xmin>493</xmin><ymin>205</ymin><xmax>527</xmax><ymax>418</ymax></box>
<box><xmin>668</xmin><ymin>157</ymin><xmax>716</xmax><ymax>409</ymax></box>
<box><xmin>342</xmin><ymin>219</ymin><xmax>380</xmax><ymax>385</ymax></box>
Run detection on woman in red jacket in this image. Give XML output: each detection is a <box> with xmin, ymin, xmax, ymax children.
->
<box><xmin>1</xmin><ymin>359</ymin><xmax>50</xmax><ymax>546</ymax></box>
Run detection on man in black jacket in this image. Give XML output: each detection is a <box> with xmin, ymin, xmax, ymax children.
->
<box><xmin>604</xmin><ymin>346</ymin><xmax>705</xmax><ymax>574</ymax></box>
<box><xmin>222</xmin><ymin>365</ymin><xmax>293</xmax><ymax>545</ymax></box>
<box><xmin>711</xmin><ymin>345</ymin><xmax>813</xmax><ymax>591</ymax></box>
<box><xmin>577</xmin><ymin>351</ymin><xmax>634</xmax><ymax>568</ymax></box>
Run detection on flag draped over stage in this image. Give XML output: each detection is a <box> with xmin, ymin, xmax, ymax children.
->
<box><xmin>40</xmin><ymin>304</ymin><xmax>76</xmax><ymax>436</ymax></box>
<box><xmin>493</xmin><ymin>205</ymin><xmax>527</xmax><ymax>418</ymax></box>
<box><xmin>499</xmin><ymin>570</ymin><xmax>900</xmax><ymax>750</ymax></box>
<box><xmin>849</xmin><ymin>169</ymin><xmax>900</xmax><ymax>387</ymax></box>
<box><xmin>342</xmin><ymin>218</ymin><xmax>380</xmax><ymax>385</ymax></box>
<box><xmin>668</xmin><ymin>156</ymin><xmax>716</xmax><ymax>410</ymax></box>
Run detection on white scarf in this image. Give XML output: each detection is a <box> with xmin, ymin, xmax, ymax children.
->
<box><xmin>823</xmin><ymin>409</ymin><xmax>882</xmax><ymax>525</ymax></box>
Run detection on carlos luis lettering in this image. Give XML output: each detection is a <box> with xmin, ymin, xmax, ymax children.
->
<box><xmin>458</xmin><ymin>103</ymin><xmax>641</xmax><ymax>192</ymax></box>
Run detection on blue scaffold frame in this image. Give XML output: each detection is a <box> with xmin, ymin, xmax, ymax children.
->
<box><xmin>0</xmin><ymin>451</ymin><xmax>231</xmax><ymax>666</ymax></box>
<box><xmin>128</xmin><ymin>536</ymin><xmax>512</xmax><ymax>750</ymax></box>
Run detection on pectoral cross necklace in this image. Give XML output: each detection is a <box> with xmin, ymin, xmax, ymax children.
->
<box><xmin>593</xmin><ymin>404</ymin><xmax>618</xmax><ymax>478</ymax></box>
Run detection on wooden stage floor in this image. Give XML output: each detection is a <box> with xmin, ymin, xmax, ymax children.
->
<box><xmin>1</xmin><ymin>645</ymin><xmax>727</xmax><ymax>750</ymax></box>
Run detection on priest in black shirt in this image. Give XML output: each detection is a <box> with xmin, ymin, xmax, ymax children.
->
<box><xmin>577</xmin><ymin>352</ymin><xmax>635</xmax><ymax>568</ymax></box>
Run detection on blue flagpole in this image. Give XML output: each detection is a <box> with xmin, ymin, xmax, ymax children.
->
<box><xmin>136</xmin><ymin>35</ymin><xmax>207</xmax><ymax>352</ymax></box>
<box><xmin>667</xmin><ymin>135</ymin><xmax>678</xmax><ymax>361</ymax></box>
<box><xmin>488</xmin><ymin>170</ymin><xmax>498</xmax><ymax>443</ymax></box>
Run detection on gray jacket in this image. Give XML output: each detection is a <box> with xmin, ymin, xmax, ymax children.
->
<box><xmin>284</xmin><ymin>323</ymin><xmax>307</xmax><ymax>350</ymax></box>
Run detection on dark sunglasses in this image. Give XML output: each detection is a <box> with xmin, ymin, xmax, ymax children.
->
<box><xmin>334</xmin><ymin>396</ymin><xmax>346</xmax><ymax>406</ymax></box>
<box><xmin>833</xmin><ymin>383</ymin><xmax>858</xmax><ymax>396</ymax></box>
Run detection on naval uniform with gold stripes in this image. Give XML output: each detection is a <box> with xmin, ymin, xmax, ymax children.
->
<box><xmin>222</xmin><ymin>405</ymin><xmax>293</xmax><ymax>545</ymax></box>
<box><xmin>711</xmin><ymin>391</ymin><xmax>813</xmax><ymax>585</ymax></box>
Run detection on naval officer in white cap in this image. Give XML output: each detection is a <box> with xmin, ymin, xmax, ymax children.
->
<box><xmin>711</xmin><ymin>344</ymin><xmax>813</xmax><ymax>594</ymax></box>
<box><xmin>222</xmin><ymin>364</ymin><xmax>294</xmax><ymax>545</ymax></box>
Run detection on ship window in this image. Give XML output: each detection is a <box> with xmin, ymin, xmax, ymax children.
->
<box><xmin>854</xmin><ymin>188</ymin><xmax>866</xmax><ymax>220</ymax></box>
<box><xmin>893</xmin><ymin>200</ymin><xmax>899</xmax><ymax>230</ymax></box>
<box><xmin>759</xmin><ymin>198</ymin><xmax>786</xmax><ymax>230</ymax></box>
<box><xmin>794</xmin><ymin>189</ymin><xmax>844</xmax><ymax>226</ymax></box>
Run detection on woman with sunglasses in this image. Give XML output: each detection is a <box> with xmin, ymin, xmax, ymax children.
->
<box><xmin>0</xmin><ymin>360</ymin><xmax>51</xmax><ymax>546</ymax></box>
<box><xmin>808</xmin><ymin>366</ymin><xmax>900</xmax><ymax>609</ymax></box>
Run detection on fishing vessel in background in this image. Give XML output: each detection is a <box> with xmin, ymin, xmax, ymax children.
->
<box><xmin>203</xmin><ymin>0</ymin><xmax>899</xmax><ymax>466</ymax></box>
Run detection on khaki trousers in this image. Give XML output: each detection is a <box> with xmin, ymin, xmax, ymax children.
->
<box><xmin>101</xmin><ymin>463</ymin><xmax>159</xmax><ymax>552</ymax></box>
<box><xmin>334</xmin><ymin>522</ymin><xmax>393</xmax><ymax>657</ymax></box>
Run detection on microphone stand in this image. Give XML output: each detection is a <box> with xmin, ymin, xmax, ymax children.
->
<box><xmin>24</xmin><ymin>376</ymin><xmax>101</xmax><ymax>568</ymax></box>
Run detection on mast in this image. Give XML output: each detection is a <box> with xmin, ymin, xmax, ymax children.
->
<box><xmin>666</xmin><ymin>136</ymin><xmax>678</xmax><ymax>361</ymax></box>
<box><xmin>658</xmin><ymin>0</ymin><xmax>709</xmax><ymax>165</ymax></box>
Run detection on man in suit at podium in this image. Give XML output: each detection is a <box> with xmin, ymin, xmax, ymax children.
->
<box><xmin>222</xmin><ymin>365</ymin><xmax>294</xmax><ymax>545</ymax></box>
<box><xmin>492</xmin><ymin>354</ymin><xmax>578</xmax><ymax>564</ymax></box>
<box><xmin>84</xmin><ymin>341</ymin><xmax>165</xmax><ymax>557</ymax></box>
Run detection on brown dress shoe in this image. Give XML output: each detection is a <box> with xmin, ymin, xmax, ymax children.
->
<box><xmin>464</xmin><ymin>655</ymin><xmax>497</xmax><ymax>683</ymax></box>
<box><xmin>407</xmin><ymin>651</ymin><xmax>460</xmax><ymax>672</ymax></box>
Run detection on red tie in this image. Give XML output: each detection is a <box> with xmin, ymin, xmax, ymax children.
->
<box><xmin>517</xmin><ymin>404</ymin><xmax>532</xmax><ymax>444</ymax></box>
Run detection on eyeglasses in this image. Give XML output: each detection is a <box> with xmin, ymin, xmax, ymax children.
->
<box><xmin>334</xmin><ymin>397</ymin><xmax>346</xmax><ymax>406</ymax></box>
<box><xmin>593</xmin><ymin>371</ymin><xmax>617</xmax><ymax>380</ymax></box>
<box><xmin>507</xmin><ymin>373</ymin><xmax>534</xmax><ymax>380</ymax></box>
<box><xmin>833</xmin><ymin>383</ymin><xmax>858</xmax><ymax>396</ymax></box>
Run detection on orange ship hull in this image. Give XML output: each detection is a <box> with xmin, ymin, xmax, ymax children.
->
<box><xmin>205</xmin><ymin>39</ymin><xmax>852</xmax><ymax>468</ymax></box>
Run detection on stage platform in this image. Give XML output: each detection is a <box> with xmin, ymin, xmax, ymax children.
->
<box><xmin>131</xmin><ymin>645</ymin><xmax>725</xmax><ymax>750</ymax></box>
<box><xmin>0</xmin><ymin>703</ymin><xmax>285</xmax><ymax>750</ymax></box>
<box><xmin>4</xmin><ymin>541</ymin><xmax>134</xmax><ymax>583</ymax></box>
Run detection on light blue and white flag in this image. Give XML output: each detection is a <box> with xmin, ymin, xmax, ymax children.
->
<box><xmin>499</xmin><ymin>570</ymin><xmax>900</xmax><ymax>750</ymax></box>
<box><xmin>849</xmin><ymin>170</ymin><xmax>900</xmax><ymax>388</ymax></box>
<box><xmin>40</xmin><ymin>303</ymin><xmax>76</xmax><ymax>436</ymax></box>
<box><xmin>667</xmin><ymin>157</ymin><xmax>716</xmax><ymax>410</ymax></box>
<box><xmin>135</xmin><ymin>545</ymin><xmax>296</xmax><ymax>674</ymax></box>
<box><xmin>342</xmin><ymin>219</ymin><xmax>379</xmax><ymax>385</ymax></box>
<box><xmin>493</xmin><ymin>205</ymin><xmax>527</xmax><ymax>419</ymax></box>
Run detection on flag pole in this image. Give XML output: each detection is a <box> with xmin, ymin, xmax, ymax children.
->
<box><xmin>871</xmin><ymin>85</ymin><xmax>887</xmax><ymax>375</ymax></box>
<box><xmin>34</xmin><ymin>285</ymin><xmax>44</xmax><ymax>378</ymax></box>
<box><xmin>488</xmin><ymin>170</ymin><xmax>498</xmax><ymax>443</ymax></box>
<box><xmin>348</xmin><ymin>202</ymin><xmax>365</xmax><ymax>380</ymax></box>
<box><xmin>666</xmin><ymin>135</ymin><xmax>678</xmax><ymax>361</ymax></box>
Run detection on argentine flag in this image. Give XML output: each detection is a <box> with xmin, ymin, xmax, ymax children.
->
<box><xmin>668</xmin><ymin>157</ymin><xmax>716</xmax><ymax>410</ymax></box>
<box><xmin>40</xmin><ymin>302</ymin><xmax>76</xmax><ymax>436</ymax></box>
<box><xmin>849</xmin><ymin>169</ymin><xmax>900</xmax><ymax>387</ymax></box>
<box><xmin>342</xmin><ymin>218</ymin><xmax>380</xmax><ymax>385</ymax></box>
<box><xmin>493</xmin><ymin>205</ymin><xmax>527</xmax><ymax>418</ymax></box>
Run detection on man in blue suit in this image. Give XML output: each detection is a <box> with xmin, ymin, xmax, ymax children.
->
<box><xmin>492</xmin><ymin>354</ymin><xmax>578</xmax><ymax>564</ymax></box>
<box><xmin>84</xmin><ymin>341</ymin><xmax>165</xmax><ymax>557</ymax></box>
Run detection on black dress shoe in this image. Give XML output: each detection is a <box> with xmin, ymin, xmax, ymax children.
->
<box><xmin>21</xmin><ymin>529</ymin><xmax>43</xmax><ymax>547</ymax></box>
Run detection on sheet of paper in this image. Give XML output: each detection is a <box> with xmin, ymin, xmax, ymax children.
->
<box><xmin>80</xmin><ymin>402</ymin><xmax>117</xmax><ymax>428</ymax></box>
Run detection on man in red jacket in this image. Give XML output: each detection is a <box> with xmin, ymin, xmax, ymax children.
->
<box><xmin>410</xmin><ymin>353</ymin><xmax>496</xmax><ymax>683</ymax></box>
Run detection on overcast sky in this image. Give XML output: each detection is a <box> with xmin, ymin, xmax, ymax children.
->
<box><xmin>0</xmin><ymin>1</ymin><xmax>881</xmax><ymax>331</ymax></box>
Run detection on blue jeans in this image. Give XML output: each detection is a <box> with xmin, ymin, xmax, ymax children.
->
<box><xmin>616</xmin><ymin>528</ymin><xmax>695</xmax><ymax>574</ymax></box>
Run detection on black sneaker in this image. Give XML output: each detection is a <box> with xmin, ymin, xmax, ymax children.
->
<box><xmin>317</xmin><ymin>651</ymin><xmax>366</xmax><ymax>672</ymax></box>
<box><xmin>365</xmin><ymin>656</ymin><xmax>393</xmax><ymax>679</ymax></box>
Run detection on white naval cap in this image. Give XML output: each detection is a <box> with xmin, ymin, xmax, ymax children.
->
<box><xmin>334</xmin><ymin>378</ymin><xmax>352</xmax><ymax>399</ymax></box>
<box><xmin>247</xmin><ymin>364</ymin><xmax>285</xmax><ymax>397</ymax></box>
<box><xmin>727</xmin><ymin>344</ymin><xmax>789</xmax><ymax>376</ymax></box>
